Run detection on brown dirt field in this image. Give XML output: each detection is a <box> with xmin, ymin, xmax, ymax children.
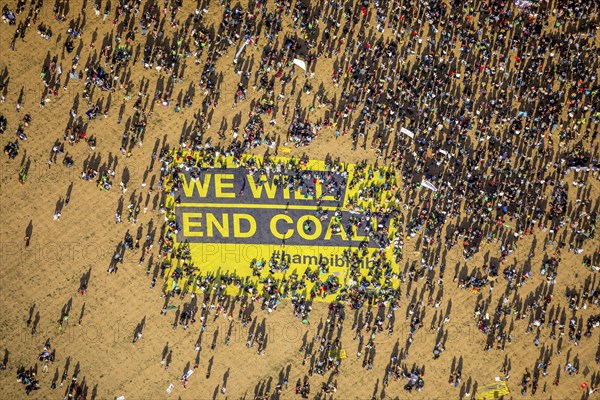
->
<box><xmin>0</xmin><ymin>0</ymin><xmax>599</xmax><ymax>400</ymax></box>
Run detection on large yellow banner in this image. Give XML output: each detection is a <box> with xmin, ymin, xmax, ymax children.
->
<box><xmin>161</xmin><ymin>152</ymin><xmax>403</xmax><ymax>302</ymax></box>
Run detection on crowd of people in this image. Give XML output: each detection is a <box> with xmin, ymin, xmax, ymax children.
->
<box><xmin>1</xmin><ymin>0</ymin><xmax>599</xmax><ymax>398</ymax></box>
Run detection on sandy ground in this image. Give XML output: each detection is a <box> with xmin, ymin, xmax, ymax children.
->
<box><xmin>0</xmin><ymin>0</ymin><xmax>599</xmax><ymax>399</ymax></box>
